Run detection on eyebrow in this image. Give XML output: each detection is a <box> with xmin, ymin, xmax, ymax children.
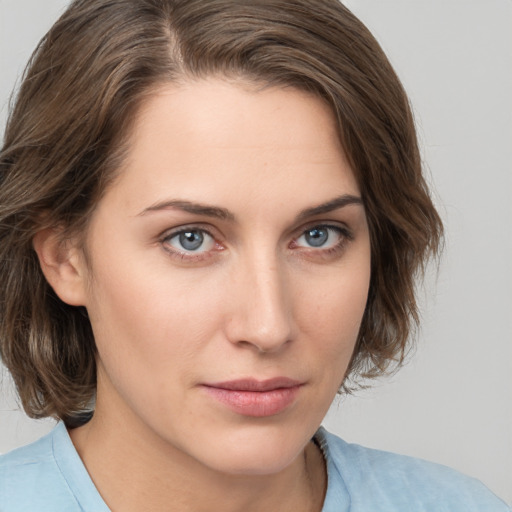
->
<box><xmin>295</xmin><ymin>194</ymin><xmax>363</xmax><ymax>222</ymax></box>
<box><xmin>138</xmin><ymin>194</ymin><xmax>363</xmax><ymax>222</ymax></box>
<box><xmin>138</xmin><ymin>200</ymin><xmax>235</xmax><ymax>220</ymax></box>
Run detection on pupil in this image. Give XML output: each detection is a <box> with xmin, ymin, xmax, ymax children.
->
<box><xmin>306</xmin><ymin>228</ymin><xmax>328</xmax><ymax>247</ymax></box>
<box><xmin>180</xmin><ymin>231</ymin><xmax>203</xmax><ymax>251</ymax></box>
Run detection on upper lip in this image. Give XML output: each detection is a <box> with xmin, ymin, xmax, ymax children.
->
<box><xmin>203</xmin><ymin>377</ymin><xmax>303</xmax><ymax>392</ymax></box>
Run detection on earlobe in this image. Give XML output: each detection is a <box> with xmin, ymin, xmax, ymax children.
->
<box><xmin>32</xmin><ymin>228</ymin><xmax>88</xmax><ymax>306</ymax></box>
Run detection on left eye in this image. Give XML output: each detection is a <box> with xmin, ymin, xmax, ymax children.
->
<box><xmin>295</xmin><ymin>226</ymin><xmax>344</xmax><ymax>249</ymax></box>
<box><xmin>165</xmin><ymin>229</ymin><xmax>215</xmax><ymax>253</ymax></box>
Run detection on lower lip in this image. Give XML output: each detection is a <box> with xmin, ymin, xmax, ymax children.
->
<box><xmin>202</xmin><ymin>386</ymin><xmax>301</xmax><ymax>417</ymax></box>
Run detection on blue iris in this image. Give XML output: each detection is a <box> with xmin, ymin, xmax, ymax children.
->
<box><xmin>179</xmin><ymin>231</ymin><xmax>204</xmax><ymax>251</ymax></box>
<box><xmin>305</xmin><ymin>227</ymin><xmax>329</xmax><ymax>247</ymax></box>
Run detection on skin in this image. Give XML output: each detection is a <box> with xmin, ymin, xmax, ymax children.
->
<box><xmin>35</xmin><ymin>79</ymin><xmax>371</xmax><ymax>511</ymax></box>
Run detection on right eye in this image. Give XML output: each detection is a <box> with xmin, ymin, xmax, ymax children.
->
<box><xmin>163</xmin><ymin>228</ymin><xmax>216</xmax><ymax>254</ymax></box>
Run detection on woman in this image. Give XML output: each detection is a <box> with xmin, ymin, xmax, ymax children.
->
<box><xmin>0</xmin><ymin>0</ymin><xmax>509</xmax><ymax>510</ymax></box>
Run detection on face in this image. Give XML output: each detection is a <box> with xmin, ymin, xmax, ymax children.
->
<box><xmin>78</xmin><ymin>79</ymin><xmax>371</xmax><ymax>475</ymax></box>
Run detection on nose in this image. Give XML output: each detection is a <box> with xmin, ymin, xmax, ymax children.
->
<box><xmin>224</xmin><ymin>252</ymin><xmax>296</xmax><ymax>353</ymax></box>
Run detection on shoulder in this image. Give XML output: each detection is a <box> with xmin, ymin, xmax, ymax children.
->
<box><xmin>0</xmin><ymin>423</ymin><xmax>86</xmax><ymax>512</ymax></box>
<box><xmin>316</xmin><ymin>427</ymin><xmax>511</xmax><ymax>512</ymax></box>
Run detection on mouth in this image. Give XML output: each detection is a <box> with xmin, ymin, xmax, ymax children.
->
<box><xmin>201</xmin><ymin>378</ymin><xmax>303</xmax><ymax>417</ymax></box>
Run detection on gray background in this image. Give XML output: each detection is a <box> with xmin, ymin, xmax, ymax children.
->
<box><xmin>1</xmin><ymin>0</ymin><xmax>511</xmax><ymax>504</ymax></box>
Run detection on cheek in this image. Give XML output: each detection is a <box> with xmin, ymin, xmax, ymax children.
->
<box><xmin>298</xmin><ymin>263</ymin><xmax>370</xmax><ymax>365</ymax></box>
<box><xmin>85</xmin><ymin>257</ymin><xmax>227</xmax><ymax>382</ymax></box>
<box><xmin>86</xmin><ymin>271</ymin><xmax>230</xmax><ymax>428</ymax></box>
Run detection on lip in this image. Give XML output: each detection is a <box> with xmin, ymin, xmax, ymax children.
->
<box><xmin>201</xmin><ymin>378</ymin><xmax>303</xmax><ymax>417</ymax></box>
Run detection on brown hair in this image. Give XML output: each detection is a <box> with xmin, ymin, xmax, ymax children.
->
<box><xmin>0</xmin><ymin>0</ymin><xmax>442</xmax><ymax>427</ymax></box>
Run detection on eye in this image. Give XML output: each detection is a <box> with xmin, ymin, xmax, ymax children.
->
<box><xmin>295</xmin><ymin>225</ymin><xmax>346</xmax><ymax>249</ymax></box>
<box><xmin>165</xmin><ymin>228</ymin><xmax>215</xmax><ymax>253</ymax></box>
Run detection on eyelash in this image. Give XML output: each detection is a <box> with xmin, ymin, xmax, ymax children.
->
<box><xmin>159</xmin><ymin>223</ymin><xmax>353</xmax><ymax>263</ymax></box>
<box><xmin>160</xmin><ymin>226</ymin><xmax>222</xmax><ymax>262</ymax></box>
<box><xmin>290</xmin><ymin>224</ymin><xmax>353</xmax><ymax>260</ymax></box>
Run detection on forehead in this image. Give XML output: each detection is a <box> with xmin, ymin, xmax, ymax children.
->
<box><xmin>132</xmin><ymin>79</ymin><xmax>341</xmax><ymax>152</ymax></box>
<box><xmin>99</xmin><ymin>79</ymin><xmax>360</xmax><ymax>218</ymax></box>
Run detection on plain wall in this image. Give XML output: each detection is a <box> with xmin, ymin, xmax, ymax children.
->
<box><xmin>1</xmin><ymin>0</ymin><xmax>511</xmax><ymax>504</ymax></box>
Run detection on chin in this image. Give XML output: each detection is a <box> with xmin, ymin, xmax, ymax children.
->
<box><xmin>202</xmin><ymin>447</ymin><xmax>302</xmax><ymax>477</ymax></box>
<box><xmin>186</xmin><ymin>421</ymin><xmax>314</xmax><ymax>477</ymax></box>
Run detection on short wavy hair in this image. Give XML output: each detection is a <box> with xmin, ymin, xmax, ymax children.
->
<box><xmin>0</xmin><ymin>0</ymin><xmax>442</xmax><ymax>427</ymax></box>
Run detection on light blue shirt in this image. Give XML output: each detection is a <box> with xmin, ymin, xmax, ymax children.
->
<box><xmin>0</xmin><ymin>422</ymin><xmax>509</xmax><ymax>511</ymax></box>
<box><xmin>316</xmin><ymin>428</ymin><xmax>510</xmax><ymax>511</ymax></box>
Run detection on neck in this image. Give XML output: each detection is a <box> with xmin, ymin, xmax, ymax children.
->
<box><xmin>69</xmin><ymin>406</ymin><xmax>326</xmax><ymax>512</ymax></box>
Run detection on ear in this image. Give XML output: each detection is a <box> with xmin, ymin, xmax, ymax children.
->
<box><xmin>32</xmin><ymin>228</ymin><xmax>88</xmax><ymax>306</ymax></box>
